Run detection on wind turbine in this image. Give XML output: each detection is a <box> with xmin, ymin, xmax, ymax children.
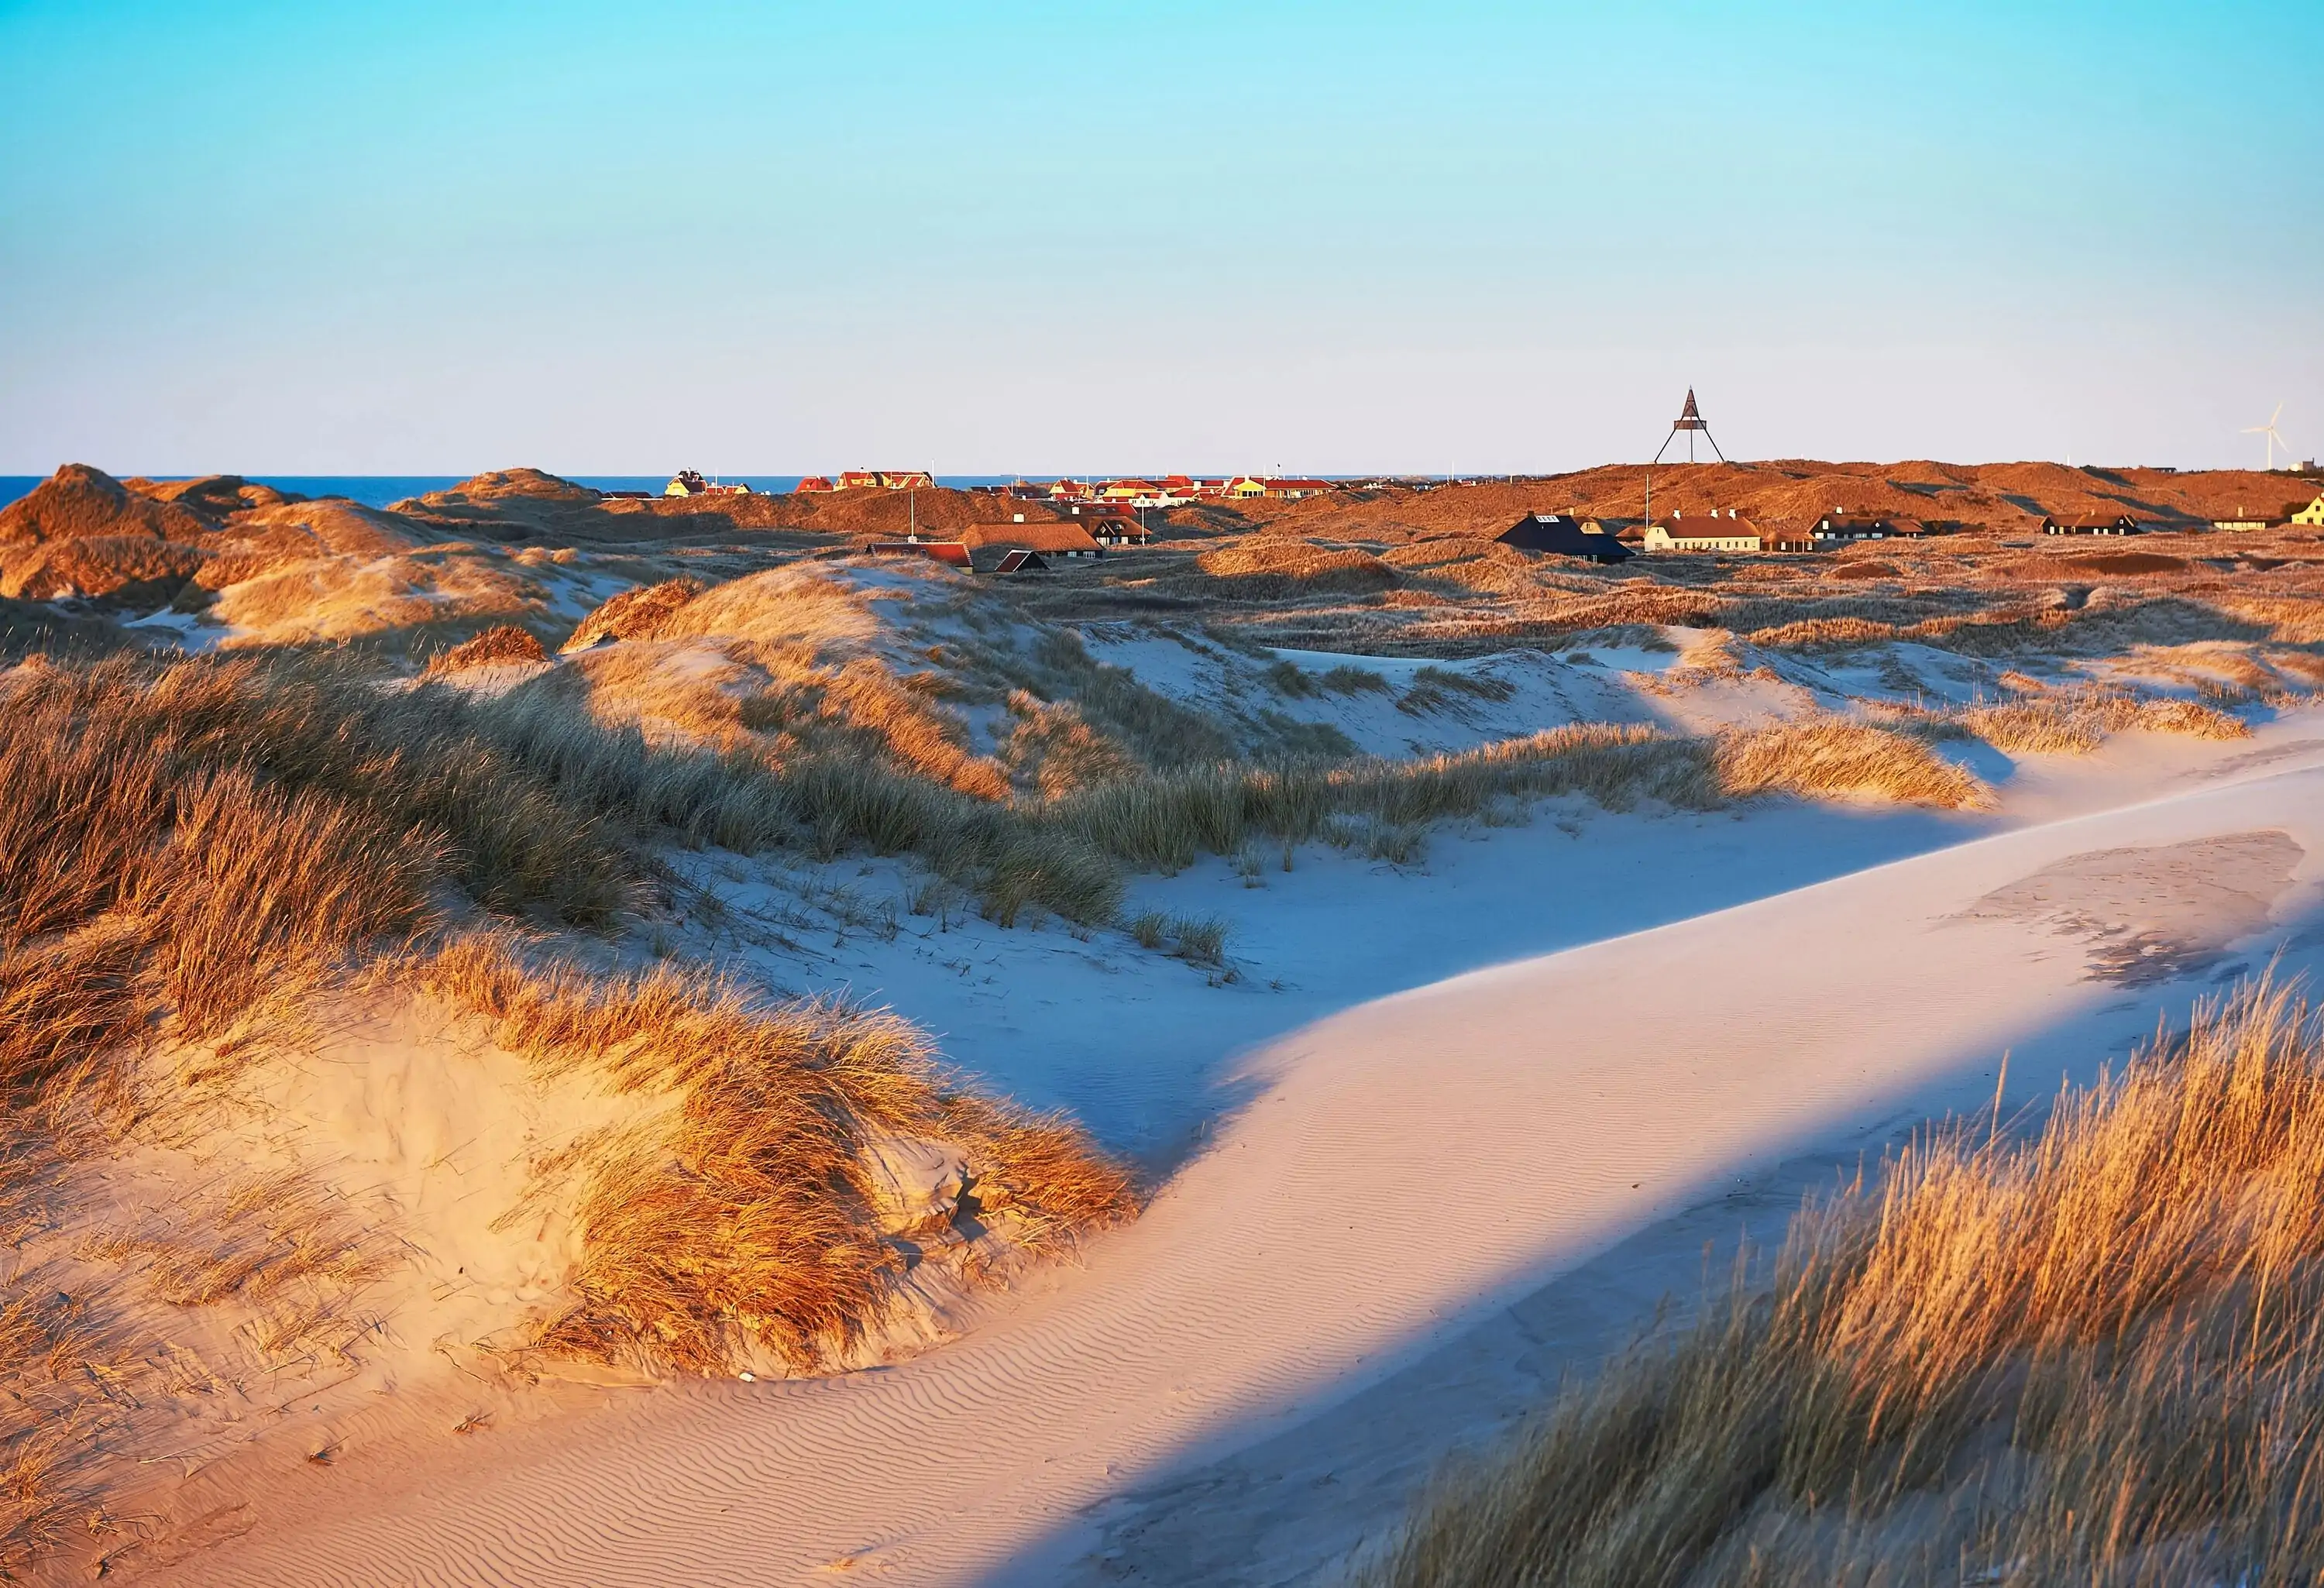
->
<box><xmin>2243</xmin><ymin>404</ymin><xmax>2293</xmax><ymax>470</ymax></box>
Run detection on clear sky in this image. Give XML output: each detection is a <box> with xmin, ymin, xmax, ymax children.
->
<box><xmin>2</xmin><ymin>1</ymin><xmax>2318</xmax><ymax>476</ymax></box>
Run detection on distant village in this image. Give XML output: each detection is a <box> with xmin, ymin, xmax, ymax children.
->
<box><xmin>634</xmin><ymin>390</ymin><xmax>2324</xmax><ymax>564</ymax></box>
<box><xmin>645</xmin><ymin>464</ymin><xmax>2324</xmax><ymax>571</ymax></box>
<box><xmin>659</xmin><ymin>468</ymin><xmax>1342</xmax><ymax>505</ymax></box>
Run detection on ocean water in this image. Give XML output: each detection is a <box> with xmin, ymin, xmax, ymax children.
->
<box><xmin>0</xmin><ymin>473</ymin><xmax>1033</xmax><ymax>511</ymax></box>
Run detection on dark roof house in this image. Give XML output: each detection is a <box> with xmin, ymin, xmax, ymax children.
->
<box><xmin>2042</xmin><ymin>513</ymin><xmax>2145</xmax><ymax>536</ymax></box>
<box><xmin>1496</xmin><ymin>514</ymin><xmax>1632</xmax><ymax>563</ymax></box>
<box><xmin>1812</xmin><ymin>513</ymin><xmax>1899</xmax><ymax>541</ymax></box>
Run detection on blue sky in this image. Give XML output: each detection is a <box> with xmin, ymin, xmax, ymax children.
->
<box><xmin>2</xmin><ymin>1</ymin><xmax>2318</xmax><ymax>474</ymax></box>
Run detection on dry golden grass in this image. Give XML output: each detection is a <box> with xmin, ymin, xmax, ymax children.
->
<box><xmin>751</xmin><ymin>652</ymin><xmax>1012</xmax><ymax>799</ymax></box>
<box><xmin>423</xmin><ymin>622</ymin><xmax>551</xmax><ymax>675</ymax></box>
<box><xmin>1001</xmin><ymin>691</ymin><xmax>1143</xmax><ymax>796</ymax></box>
<box><xmin>1194</xmin><ymin>541</ymin><xmax>1401</xmax><ymax>596</ymax></box>
<box><xmin>1019</xmin><ymin>629</ymin><xmax>1239</xmax><ymax>770</ymax></box>
<box><xmin>209</xmin><ymin>548</ymin><xmax>545</xmax><ymax>652</ymax></box>
<box><xmin>552</xmin><ymin>569</ymin><xmax>1014</xmax><ymax>800</ymax></box>
<box><xmin>654</xmin><ymin>565</ymin><xmax>882</xmax><ymax>651</ymax></box>
<box><xmin>1043</xmin><ymin>718</ymin><xmax>1982</xmax><ymax>874</ymax></box>
<box><xmin>1043</xmin><ymin>724</ymin><xmax>1688</xmax><ymax>871</ymax></box>
<box><xmin>421</xmin><ymin>933</ymin><xmax>1136</xmax><ymax>1373</ymax></box>
<box><xmin>0</xmin><ymin>1133</ymin><xmax>125</xmax><ymax>1575</ymax></box>
<box><xmin>1878</xmin><ymin>678</ymin><xmax>2257</xmax><ymax>758</ymax></box>
<box><xmin>551</xmin><ymin>634</ymin><xmax>1016</xmax><ymax>802</ymax></box>
<box><xmin>1714</xmin><ymin>719</ymin><xmax>1992</xmax><ymax>809</ymax></box>
<box><xmin>3</xmin><ymin>652</ymin><xmax>635</xmax><ymax>924</ymax></box>
<box><xmin>0</xmin><ymin>680</ymin><xmax>445</xmax><ymax>1109</ymax></box>
<box><xmin>561</xmin><ymin>576</ymin><xmax>706</xmax><ymax>650</ymax></box>
<box><xmin>1397</xmin><ymin>665</ymin><xmax>1518</xmax><ymax>717</ymax></box>
<box><xmin>1956</xmin><ymin>689</ymin><xmax>2251</xmax><ymax>754</ymax></box>
<box><xmin>0</xmin><ymin>533</ymin><xmax>210</xmax><ymax>601</ymax></box>
<box><xmin>1368</xmin><ymin>978</ymin><xmax>2324</xmax><ymax>1587</ymax></box>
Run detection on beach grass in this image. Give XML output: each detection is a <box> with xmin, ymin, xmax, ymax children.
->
<box><xmin>1365</xmin><ymin>977</ymin><xmax>2324</xmax><ymax>1588</ymax></box>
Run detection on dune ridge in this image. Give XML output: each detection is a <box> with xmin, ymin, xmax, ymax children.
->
<box><xmin>165</xmin><ymin>744</ymin><xmax>2324</xmax><ymax>1587</ymax></box>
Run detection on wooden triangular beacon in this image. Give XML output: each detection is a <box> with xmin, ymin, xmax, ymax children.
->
<box><xmin>1653</xmin><ymin>387</ymin><xmax>1726</xmax><ymax>465</ymax></box>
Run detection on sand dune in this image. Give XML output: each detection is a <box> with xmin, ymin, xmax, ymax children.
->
<box><xmin>153</xmin><ymin>738</ymin><xmax>2324</xmax><ymax>1587</ymax></box>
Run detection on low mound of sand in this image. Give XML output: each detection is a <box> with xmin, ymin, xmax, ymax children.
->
<box><xmin>125</xmin><ymin>474</ymin><xmax>300</xmax><ymax>524</ymax></box>
<box><xmin>222</xmin><ymin>498</ymin><xmax>425</xmax><ymax>560</ymax></box>
<box><xmin>562</xmin><ymin>577</ymin><xmax>708</xmax><ymax>651</ymax></box>
<box><xmin>1377</xmin><ymin>536</ymin><xmax>1522</xmax><ymax>570</ymax></box>
<box><xmin>652</xmin><ymin>565</ymin><xmax>881</xmax><ymax>651</ymax></box>
<box><xmin>0</xmin><ymin>462</ymin><xmax>209</xmax><ymax>545</ymax></box>
<box><xmin>2054</xmin><ymin>551</ymin><xmax>2191</xmax><ymax>577</ymax></box>
<box><xmin>424</xmin><ymin>624</ymin><xmax>552</xmax><ymax>675</ymax></box>
<box><xmin>0</xmin><ymin>468</ymin><xmax>425</xmax><ymax>612</ymax></box>
<box><xmin>209</xmin><ymin>551</ymin><xmax>545</xmax><ymax>651</ymax></box>
<box><xmin>408</xmin><ymin>468</ymin><xmax>603</xmax><ymax>506</ymax></box>
<box><xmin>0</xmin><ymin>534</ymin><xmax>210</xmax><ymax>601</ymax></box>
<box><xmin>1955</xmin><ymin>830</ymin><xmax>2304</xmax><ymax>985</ymax></box>
<box><xmin>1195</xmin><ymin>540</ymin><xmax>1401</xmax><ymax>594</ymax></box>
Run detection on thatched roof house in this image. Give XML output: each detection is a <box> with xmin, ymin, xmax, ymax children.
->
<box><xmin>960</xmin><ymin>522</ymin><xmax>1102</xmax><ymax>559</ymax></box>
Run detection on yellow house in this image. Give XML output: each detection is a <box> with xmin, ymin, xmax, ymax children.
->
<box><xmin>1226</xmin><ymin>476</ymin><xmax>1269</xmax><ymax>499</ymax></box>
<box><xmin>1641</xmin><ymin>510</ymin><xmax>1762</xmax><ymax>553</ymax></box>
<box><xmin>2294</xmin><ymin>493</ymin><xmax>2324</xmax><ymax>528</ymax></box>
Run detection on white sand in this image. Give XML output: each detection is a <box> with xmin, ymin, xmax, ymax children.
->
<box><xmin>157</xmin><ymin>737</ymin><xmax>2324</xmax><ymax>1587</ymax></box>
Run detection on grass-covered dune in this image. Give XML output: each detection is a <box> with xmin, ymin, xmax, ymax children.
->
<box><xmin>0</xmin><ymin>648</ymin><xmax>1137</xmax><ymax>1569</ymax></box>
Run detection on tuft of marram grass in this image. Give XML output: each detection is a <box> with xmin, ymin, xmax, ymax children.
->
<box><xmin>1126</xmin><ymin>910</ymin><xmax>1230</xmax><ymax>966</ymax></box>
<box><xmin>1954</xmin><ymin>686</ymin><xmax>2250</xmax><ymax>755</ymax></box>
<box><xmin>561</xmin><ymin>576</ymin><xmax>706</xmax><ymax>651</ymax></box>
<box><xmin>1366</xmin><ymin>977</ymin><xmax>2324</xmax><ymax>1588</ymax></box>
<box><xmin>1713</xmin><ymin>717</ymin><xmax>1992</xmax><ymax>809</ymax></box>
<box><xmin>421</xmin><ymin>932</ymin><xmax>1137</xmax><ymax>1373</ymax></box>
<box><xmin>1397</xmin><ymin>665</ymin><xmax>1517</xmax><ymax>717</ymax></box>
<box><xmin>0</xmin><ymin>672</ymin><xmax>446</xmax><ymax>1106</ymax></box>
<box><xmin>423</xmin><ymin>622</ymin><xmax>551</xmax><ymax>675</ymax></box>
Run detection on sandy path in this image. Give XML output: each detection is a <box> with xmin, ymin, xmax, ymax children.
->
<box><xmin>178</xmin><ymin>761</ymin><xmax>2324</xmax><ymax>1587</ymax></box>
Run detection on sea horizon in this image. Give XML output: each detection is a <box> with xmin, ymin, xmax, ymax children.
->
<box><xmin>0</xmin><ymin>471</ymin><xmax>1456</xmax><ymax>512</ymax></box>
